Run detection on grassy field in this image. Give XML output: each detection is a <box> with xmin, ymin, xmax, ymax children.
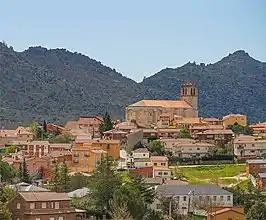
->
<box><xmin>173</xmin><ymin>164</ymin><xmax>246</xmax><ymax>185</ymax></box>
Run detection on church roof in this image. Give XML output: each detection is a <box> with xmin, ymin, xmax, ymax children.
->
<box><xmin>129</xmin><ymin>100</ymin><xmax>193</xmax><ymax>109</ymax></box>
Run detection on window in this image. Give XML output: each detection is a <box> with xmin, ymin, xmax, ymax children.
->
<box><xmin>228</xmin><ymin>218</ymin><xmax>232</xmax><ymax>220</ymax></box>
<box><xmin>51</xmin><ymin>202</ymin><xmax>54</xmax><ymax>208</ymax></box>
<box><xmin>143</xmin><ymin>154</ymin><xmax>146</xmax><ymax>157</ymax></box>
<box><xmin>59</xmin><ymin>217</ymin><xmax>64</xmax><ymax>220</ymax></box>
<box><xmin>158</xmin><ymin>172</ymin><xmax>162</xmax><ymax>175</ymax></box>
<box><xmin>36</xmin><ymin>218</ymin><xmax>40</xmax><ymax>220</ymax></box>
<box><xmin>42</xmin><ymin>202</ymin><xmax>47</xmax><ymax>208</ymax></box>
<box><xmin>227</xmin><ymin>196</ymin><xmax>231</xmax><ymax>201</ymax></box>
<box><xmin>176</xmin><ymin>196</ymin><xmax>180</xmax><ymax>201</ymax></box>
<box><xmin>182</xmin><ymin>207</ymin><xmax>187</xmax><ymax>209</ymax></box>
<box><xmin>154</xmin><ymin>163</ymin><xmax>157</xmax><ymax>166</ymax></box>
<box><xmin>213</xmin><ymin>196</ymin><xmax>217</xmax><ymax>201</ymax></box>
<box><xmin>30</xmin><ymin>203</ymin><xmax>35</xmax><ymax>209</ymax></box>
<box><xmin>199</xmin><ymin>196</ymin><xmax>202</xmax><ymax>201</ymax></box>
<box><xmin>197</xmin><ymin>148</ymin><xmax>200</xmax><ymax>150</ymax></box>
<box><xmin>183</xmin><ymin>196</ymin><xmax>187</xmax><ymax>201</ymax></box>
<box><xmin>220</xmin><ymin>196</ymin><xmax>224</xmax><ymax>201</ymax></box>
<box><xmin>55</xmin><ymin>202</ymin><xmax>59</xmax><ymax>209</ymax></box>
<box><xmin>17</xmin><ymin>203</ymin><xmax>20</xmax><ymax>209</ymax></box>
<box><xmin>156</xmin><ymin>204</ymin><xmax>161</xmax><ymax>209</ymax></box>
<box><xmin>163</xmin><ymin>172</ymin><xmax>168</xmax><ymax>175</ymax></box>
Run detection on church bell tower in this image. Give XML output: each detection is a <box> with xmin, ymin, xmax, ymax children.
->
<box><xmin>180</xmin><ymin>82</ymin><xmax>198</xmax><ymax>110</ymax></box>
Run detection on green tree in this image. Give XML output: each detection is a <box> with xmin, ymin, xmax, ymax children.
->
<box><xmin>228</xmin><ymin>123</ymin><xmax>253</xmax><ymax>135</ymax></box>
<box><xmin>49</xmin><ymin>133</ymin><xmax>73</xmax><ymax>143</ymax></box>
<box><xmin>0</xmin><ymin>185</ymin><xmax>16</xmax><ymax>220</ymax></box>
<box><xmin>49</xmin><ymin>162</ymin><xmax>70</xmax><ymax>192</ymax></box>
<box><xmin>180</xmin><ymin>128</ymin><xmax>191</xmax><ymax>138</ymax></box>
<box><xmin>147</xmin><ymin>141</ymin><xmax>165</xmax><ymax>156</ymax></box>
<box><xmin>70</xmin><ymin>173</ymin><xmax>90</xmax><ymax>191</ymax></box>
<box><xmin>0</xmin><ymin>160</ymin><xmax>17</xmax><ymax>183</ymax></box>
<box><xmin>58</xmin><ymin>161</ymin><xmax>71</xmax><ymax>192</ymax></box>
<box><xmin>109</xmin><ymin>195</ymin><xmax>133</xmax><ymax>220</ymax></box>
<box><xmin>247</xmin><ymin>200</ymin><xmax>266</xmax><ymax>220</ymax></box>
<box><xmin>0</xmin><ymin>201</ymin><xmax>11</xmax><ymax>220</ymax></box>
<box><xmin>21</xmin><ymin>158</ymin><xmax>31</xmax><ymax>183</ymax></box>
<box><xmin>43</xmin><ymin>120</ymin><xmax>48</xmax><ymax>133</ymax></box>
<box><xmin>4</xmin><ymin>145</ymin><xmax>17</xmax><ymax>154</ymax></box>
<box><xmin>99</xmin><ymin>112</ymin><xmax>114</xmax><ymax>136</ymax></box>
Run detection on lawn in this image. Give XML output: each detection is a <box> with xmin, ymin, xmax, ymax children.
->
<box><xmin>173</xmin><ymin>164</ymin><xmax>245</xmax><ymax>185</ymax></box>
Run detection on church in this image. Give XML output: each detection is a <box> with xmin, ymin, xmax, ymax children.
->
<box><xmin>126</xmin><ymin>82</ymin><xmax>198</xmax><ymax>127</ymax></box>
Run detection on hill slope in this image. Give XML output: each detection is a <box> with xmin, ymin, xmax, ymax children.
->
<box><xmin>141</xmin><ymin>50</ymin><xmax>266</xmax><ymax>122</ymax></box>
<box><xmin>0</xmin><ymin>43</ymin><xmax>265</xmax><ymax>127</ymax></box>
<box><xmin>0</xmin><ymin>43</ymin><xmax>153</xmax><ymax>127</ymax></box>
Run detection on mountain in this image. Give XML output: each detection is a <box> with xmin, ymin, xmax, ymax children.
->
<box><xmin>0</xmin><ymin>42</ymin><xmax>265</xmax><ymax>128</ymax></box>
<box><xmin>141</xmin><ymin>50</ymin><xmax>266</xmax><ymax>122</ymax></box>
<box><xmin>0</xmin><ymin>43</ymin><xmax>153</xmax><ymax>127</ymax></box>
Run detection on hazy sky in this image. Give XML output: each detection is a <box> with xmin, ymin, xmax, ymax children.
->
<box><xmin>1</xmin><ymin>0</ymin><xmax>266</xmax><ymax>82</ymax></box>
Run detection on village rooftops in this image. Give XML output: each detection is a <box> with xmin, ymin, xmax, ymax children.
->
<box><xmin>208</xmin><ymin>208</ymin><xmax>245</xmax><ymax>216</ymax></box>
<box><xmin>134</xmin><ymin>158</ymin><xmax>151</xmax><ymax>162</ymax></box>
<box><xmin>142</xmin><ymin>128</ymin><xmax>157</xmax><ymax>133</ymax></box>
<box><xmin>67</xmin><ymin>187</ymin><xmax>90</xmax><ymax>198</ymax></box>
<box><xmin>19</xmin><ymin>191</ymin><xmax>70</xmax><ymax>201</ymax></box>
<box><xmin>129</xmin><ymin>100</ymin><xmax>193</xmax><ymax>109</ymax></box>
<box><xmin>133</xmin><ymin>148</ymin><xmax>149</xmax><ymax>153</ymax></box>
<box><xmin>196</xmin><ymin>129</ymin><xmax>234</xmax><ymax>135</ymax></box>
<box><xmin>258</xmin><ymin>173</ymin><xmax>266</xmax><ymax>178</ymax></box>
<box><xmin>153</xmin><ymin>167</ymin><xmax>171</xmax><ymax>171</ymax></box>
<box><xmin>222</xmin><ymin>114</ymin><xmax>246</xmax><ymax>120</ymax></box>
<box><xmin>156</xmin><ymin>184</ymin><xmax>233</xmax><ymax>196</ymax></box>
<box><xmin>203</xmin><ymin>117</ymin><xmax>221</xmax><ymax>122</ymax></box>
<box><xmin>75</xmin><ymin>139</ymin><xmax>120</xmax><ymax>144</ymax></box>
<box><xmin>103</xmin><ymin>129</ymin><xmax>127</xmax><ymax>134</ymax></box>
<box><xmin>10</xmin><ymin>182</ymin><xmax>50</xmax><ymax>192</ymax></box>
<box><xmin>29</xmin><ymin>141</ymin><xmax>50</xmax><ymax>145</ymax></box>
<box><xmin>158</xmin><ymin>138</ymin><xmax>196</xmax><ymax>143</ymax></box>
<box><xmin>190</xmin><ymin>125</ymin><xmax>224</xmax><ymax>130</ymax></box>
<box><xmin>246</xmin><ymin>159</ymin><xmax>266</xmax><ymax>164</ymax></box>
<box><xmin>150</xmin><ymin>156</ymin><xmax>168</xmax><ymax>162</ymax></box>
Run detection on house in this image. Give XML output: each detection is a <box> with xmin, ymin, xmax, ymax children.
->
<box><xmin>74</xmin><ymin>139</ymin><xmax>120</xmax><ymax>160</ymax></box>
<box><xmin>49</xmin><ymin>143</ymin><xmax>72</xmax><ymax>152</ymax></box>
<box><xmin>128</xmin><ymin>166</ymin><xmax>153</xmax><ymax>178</ymax></box>
<box><xmin>103</xmin><ymin>129</ymin><xmax>128</xmax><ymax>140</ymax></box>
<box><xmin>153</xmin><ymin>167</ymin><xmax>172</xmax><ymax>179</ymax></box>
<box><xmin>223</xmin><ymin>114</ymin><xmax>247</xmax><ymax>128</ymax></box>
<box><xmin>207</xmin><ymin>207</ymin><xmax>246</xmax><ymax>220</ymax></box>
<box><xmin>245</xmin><ymin>159</ymin><xmax>266</xmax><ymax>176</ymax></box>
<box><xmin>65</xmin><ymin>116</ymin><xmax>103</xmax><ymax>138</ymax></box>
<box><xmin>173</xmin><ymin>142</ymin><xmax>215</xmax><ymax>158</ymax></box>
<box><xmin>157</xmin><ymin>113</ymin><xmax>174</xmax><ymax>128</ymax></box>
<box><xmin>158</xmin><ymin>138</ymin><xmax>196</xmax><ymax>152</ymax></box>
<box><xmin>152</xmin><ymin>184</ymin><xmax>233</xmax><ymax>215</ymax></box>
<box><xmin>249</xmin><ymin>122</ymin><xmax>266</xmax><ymax>138</ymax></box>
<box><xmin>174</xmin><ymin>117</ymin><xmax>206</xmax><ymax>130</ymax></box>
<box><xmin>132</xmin><ymin>148</ymin><xmax>151</xmax><ymax>168</ymax></box>
<box><xmin>203</xmin><ymin>118</ymin><xmax>223</xmax><ymax>126</ymax></box>
<box><xmin>150</xmin><ymin>156</ymin><xmax>168</xmax><ymax>167</ymax></box>
<box><xmin>142</xmin><ymin>128</ymin><xmax>158</xmax><ymax>139</ymax></box>
<box><xmin>0</xmin><ymin>127</ymin><xmax>33</xmax><ymax>146</ymax></box>
<box><xmin>67</xmin><ymin>188</ymin><xmax>90</xmax><ymax>198</ymax></box>
<box><xmin>9</xmin><ymin>182</ymin><xmax>50</xmax><ymax>192</ymax></box>
<box><xmin>157</xmin><ymin>128</ymin><xmax>181</xmax><ymax>138</ymax></box>
<box><xmin>26</xmin><ymin>141</ymin><xmax>50</xmax><ymax>158</ymax></box>
<box><xmin>8</xmin><ymin>191</ymin><xmax>86</xmax><ymax>220</ymax></box>
<box><xmin>195</xmin><ymin>129</ymin><xmax>234</xmax><ymax>144</ymax></box>
<box><xmin>189</xmin><ymin>125</ymin><xmax>225</xmax><ymax>136</ymax></box>
<box><xmin>126</xmin><ymin>82</ymin><xmax>198</xmax><ymax>127</ymax></box>
<box><xmin>71</xmin><ymin>144</ymin><xmax>107</xmax><ymax>173</ymax></box>
<box><xmin>257</xmin><ymin>173</ymin><xmax>266</xmax><ymax>191</ymax></box>
<box><xmin>114</xmin><ymin>121</ymin><xmax>138</xmax><ymax>132</ymax></box>
<box><xmin>234</xmin><ymin>135</ymin><xmax>266</xmax><ymax>158</ymax></box>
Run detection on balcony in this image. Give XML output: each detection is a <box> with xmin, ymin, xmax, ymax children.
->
<box><xmin>73</xmin><ymin>159</ymin><xmax>79</xmax><ymax>163</ymax></box>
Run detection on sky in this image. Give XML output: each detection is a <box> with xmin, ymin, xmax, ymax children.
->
<box><xmin>1</xmin><ymin>0</ymin><xmax>266</xmax><ymax>82</ymax></box>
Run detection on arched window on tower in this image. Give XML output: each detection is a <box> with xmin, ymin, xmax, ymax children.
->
<box><xmin>191</xmin><ymin>88</ymin><xmax>193</xmax><ymax>95</ymax></box>
<box><xmin>185</xmin><ymin>88</ymin><xmax>187</xmax><ymax>95</ymax></box>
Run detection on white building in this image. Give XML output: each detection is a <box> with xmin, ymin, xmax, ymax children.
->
<box><xmin>151</xmin><ymin>184</ymin><xmax>233</xmax><ymax>215</ymax></box>
<box><xmin>234</xmin><ymin>135</ymin><xmax>266</xmax><ymax>158</ymax></box>
<box><xmin>153</xmin><ymin>167</ymin><xmax>171</xmax><ymax>179</ymax></box>
<box><xmin>132</xmin><ymin>148</ymin><xmax>151</xmax><ymax>168</ymax></box>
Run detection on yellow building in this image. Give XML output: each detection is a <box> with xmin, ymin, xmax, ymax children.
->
<box><xmin>71</xmin><ymin>139</ymin><xmax>120</xmax><ymax>172</ymax></box>
<box><xmin>207</xmin><ymin>207</ymin><xmax>246</xmax><ymax>220</ymax></box>
<box><xmin>223</xmin><ymin>114</ymin><xmax>247</xmax><ymax>128</ymax></box>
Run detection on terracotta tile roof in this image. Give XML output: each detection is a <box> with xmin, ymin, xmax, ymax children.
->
<box><xmin>208</xmin><ymin>208</ymin><xmax>245</xmax><ymax>216</ymax></box>
<box><xmin>157</xmin><ymin>128</ymin><xmax>181</xmax><ymax>133</ymax></box>
<box><xmin>196</xmin><ymin>129</ymin><xmax>234</xmax><ymax>135</ymax></box>
<box><xmin>150</xmin><ymin>156</ymin><xmax>168</xmax><ymax>161</ymax></box>
<box><xmin>103</xmin><ymin>129</ymin><xmax>127</xmax><ymax>134</ymax></box>
<box><xmin>159</xmin><ymin>113</ymin><xmax>172</xmax><ymax>117</ymax></box>
<box><xmin>180</xmin><ymin>142</ymin><xmax>215</xmax><ymax>147</ymax></box>
<box><xmin>190</xmin><ymin>125</ymin><xmax>224</xmax><ymax>130</ymax></box>
<box><xmin>175</xmin><ymin>117</ymin><xmax>204</xmax><ymax>124</ymax></box>
<box><xmin>203</xmin><ymin>117</ymin><xmax>221</xmax><ymax>122</ymax></box>
<box><xmin>19</xmin><ymin>191</ymin><xmax>70</xmax><ymax>201</ymax></box>
<box><xmin>29</xmin><ymin>141</ymin><xmax>50</xmax><ymax>145</ymax></box>
<box><xmin>142</xmin><ymin>128</ymin><xmax>157</xmax><ymax>133</ymax></box>
<box><xmin>133</xmin><ymin>148</ymin><xmax>149</xmax><ymax>153</ymax></box>
<box><xmin>249</xmin><ymin>122</ymin><xmax>266</xmax><ymax>128</ymax></box>
<box><xmin>129</xmin><ymin>100</ymin><xmax>193</xmax><ymax>109</ymax></box>
<box><xmin>223</xmin><ymin>114</ymin><xmax>246</xmax><ymax>120</ymax></box>
<box><xmin>158</xmin><ymin>138</ymin><xmax>196</xmax><ymax>143</ymax></box>
<box><xmin>65</xmin><ymin>120</ymin><xmax>78</xmax><ymax>129</ymax></box>
<box><xmin>153</xmin><ymin>166</ymin><xmax>171</xmax><ymax>171</ymax></box>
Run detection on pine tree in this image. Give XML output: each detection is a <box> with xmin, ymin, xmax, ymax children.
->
<box><xmin>49</xmin><ymin>163</ymin><xmax>60</xmax><ymax>192</ymax></box>
<box><xmin>43</xmin><ymin>120</ymin><xmax>48</xmax><ymax>133</ymax></box>
<box><xmin>59</xmin><ymin>161</ymin><xmax>70</xmax><ymax>192</ymax></box>
<box><xmin>99</xmin><ymin>112</ymin><xmax>114</xmax><ymax>136</ymax></box>
<box><xmin>21</xmin><ymin>158</ymin><xmax>31</xmax><ymax>183</ymax></box>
